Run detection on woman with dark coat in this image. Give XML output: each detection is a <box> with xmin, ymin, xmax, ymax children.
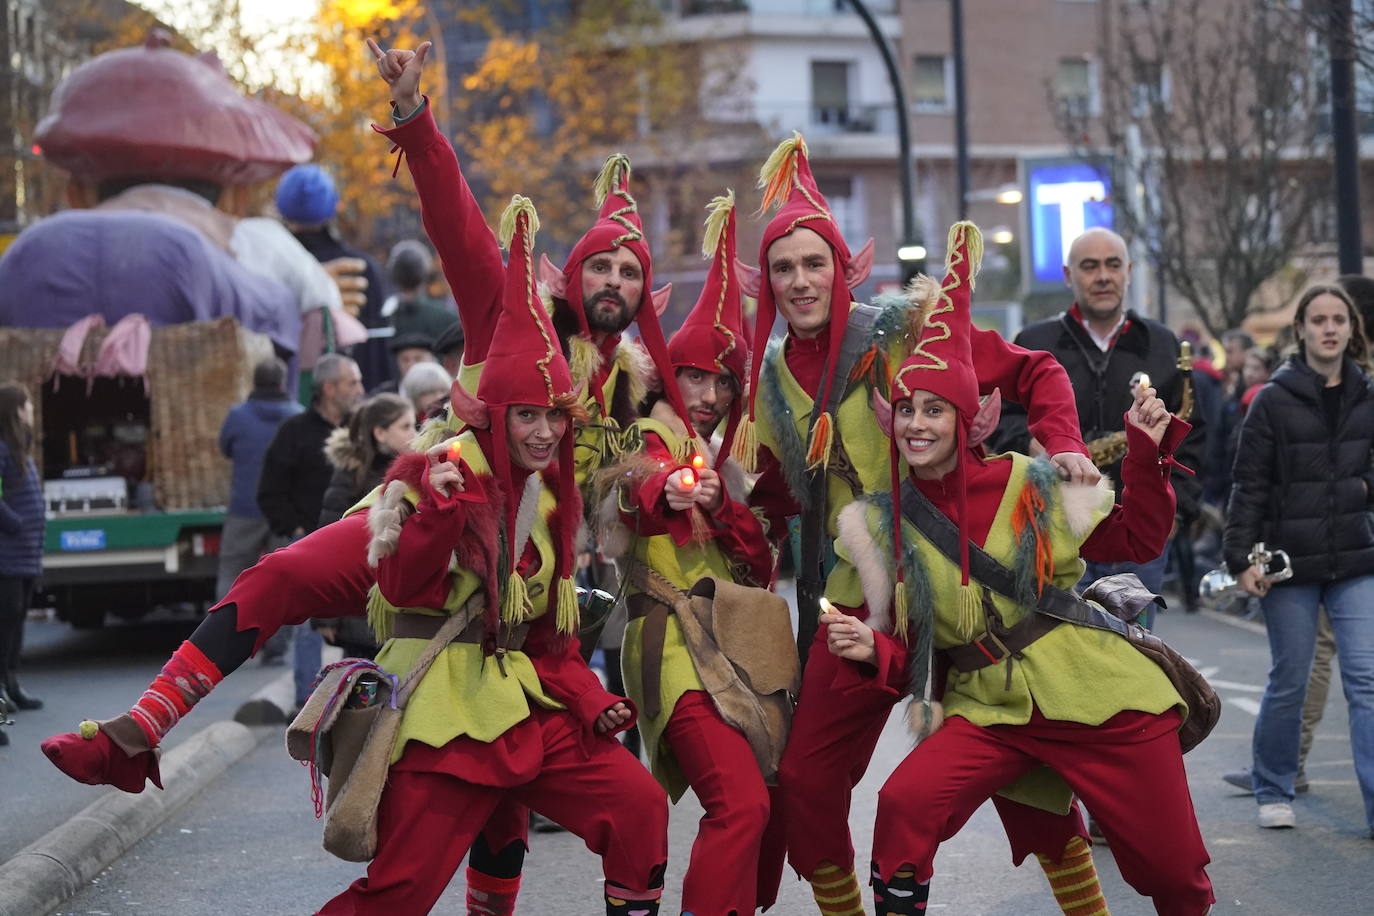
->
<box><xmin>0</xmin><ymin>382</ymin><xmax>46</xmax><ymax>744</ymax></box>
<box><xmin>312</xmin><ymin>392</ymin><xmax>414</xmax><ymax>658</ymax></box>
<box><xmin>1224</xmin><ymin>284</ymin><xmax>1374</xmax><ymax>836</ymax></box>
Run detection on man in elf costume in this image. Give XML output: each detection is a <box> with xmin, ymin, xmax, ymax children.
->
<box><xmin>369</xmin><ymin>38</ymin><xmax>692</xmax><ymax>481</ymax></box>
<box><xmin>820</xmin><ymin>221</ymin><xmax>1213</xmax><ymax>915</ymax></box>
<box><xmin>595</xmin><ymin>192</ymin><xmax>791</xmax><ymax>916</ymax></box>
<box><xmin>730</xmin><ymin>135</ymin><xmax>1107</xmax><ymax>915</ymax></box>
<box><xmin>314</xmin><ymin>195</ymin><xmax>669</xmax><ymax>916</ymax></box>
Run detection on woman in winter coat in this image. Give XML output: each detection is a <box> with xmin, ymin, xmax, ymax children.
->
<box><xmin>1225</xmin><ymin>284</ymin><xmax>1374</xmax><ymax>836</ymax></box>
<box><xmin>312</xmin><ymin>392</ymin><xmax>414</xmax><ymax>658</ymax></box>
<box><xmin>0</xmin><ymin>382</ymin><xmax>46</xmax><ymax>743</ymax></box>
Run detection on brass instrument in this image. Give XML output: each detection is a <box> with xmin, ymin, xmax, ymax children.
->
<box><xmin>1198</xmin><ymin>542</ymin><xmax>1293</xmax><ymax>601</ymax></box>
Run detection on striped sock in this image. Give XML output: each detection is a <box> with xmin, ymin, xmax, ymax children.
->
<box><xmin>1035</xmin><ymin>835</ymin><xmax>1109</xmax><ymax>916</ymax></box>
<box><xmin>809</xmin><ymin>860</ymin><xmax>866</xmax><ymax>916</ymax></box>
<box><xmin>128</xmin><ymin>641</ymin><xmax>221</xmax><ymax>746</ymax></box>
<box><xmin>871</xmin><ymin>863</ymin><xmax>929</xmax><ymax>916</ymax></box>
<box><xmin>604</xmin><ymin>882</ymin><xmax>661</xmax><ymax>916</ymax></box>
<box><xmin>465</xmin><ymin>867</ymin><xmax>519</xmax><ymax>916</ymax></box>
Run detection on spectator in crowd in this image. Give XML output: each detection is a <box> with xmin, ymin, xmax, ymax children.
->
<box><xmin>432</xmin><ymin>320</ymin><xmax>465</xmax><ymax>378</ymax></box>
<box><xmin>311</xmin><ymin>392</ymin><xmax>414</xmax><ymax>659</ymax></box>
<box><xmin>256</xmin><ymin>353</ymin><xmax>363</xmax><ymax>708</ymax></box>
<box><xmin>1224</xmin><ymin>284</ymin><xmax>1374</xmax><ymax>833</ymax></box>
<box><xmin>216</xmin><ymin>357</ymin><xmax>302</xmax><ymax>662</ymax></box>
<box><xmin>399</xmin><ymin>359</ymin><xmax>452</xmax><ymax>421</ymax></box>
<box><xmin>381</xmin><ymin>239</ymin><xmax>455</xmax><ymax>342</ymax></box>
<box><xmin>993</xmin><ymin>227</ymin><xmax>1205</xmax><ymax>629</ymax></box>
<box><xmin>276</xmin><ymin>164</ymin><xmax>391</xmax><ymax>389</ymax></box>
<box><xmin>0</xmin><ymin>382</ymin><xmax>45</xmax><ymax>740</ymax></box>
<box><xmin>1221</xmin><ymin>329</ymin><xmax>1256</xmax><ymax>394</ymax></box>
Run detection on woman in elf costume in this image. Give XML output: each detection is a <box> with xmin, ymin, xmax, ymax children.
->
<box><xmin>820</xmin><ymin>223</ymin><xmax>1214</xmax><ymax>915</ymax></box>
<box><xmin>316</xmin><ymin>198</ymin><xmax>668</xmax><ymax>916</ymax></box>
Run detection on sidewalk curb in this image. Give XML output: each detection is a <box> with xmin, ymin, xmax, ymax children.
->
<box><xmin>0</xmin><ymin>710</ymin><xmax>282</xmax><ymax>916</ymax></box>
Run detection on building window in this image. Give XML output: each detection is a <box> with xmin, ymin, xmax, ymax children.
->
<box><xmin>1131</xmin><ymin>59</ymin><xmax>1169</xmax><ymax>117</ymax></box>
<box><xmin>1054</xmin><ymin>57</ymin><xmax>1097</xmax><ymax>118</ymax></box>
<box><xmin>912</xmin><ymin>55</ymin><xmax>950</xmax><ymax>112</ymax></box>
<box><xmin>811</xmin><ymin>60</ymin><xmax>851</xmax><ymax>129</ymax></box>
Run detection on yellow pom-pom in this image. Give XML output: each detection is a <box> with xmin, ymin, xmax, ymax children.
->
<box><xmin>501</xmin><ymin>571</ymin><xmax>531</xmax><ymax>626</ymax></box>
<box><xmin>79</xmin><ymin>719</ymin><xmax>100</xmax><ymax>740</ymax></box>
<box><xmin>804</xmin><ymin>411</ymin><xmax>834</xmax><ymax>470</ymax></box>
<box><xmin>956</xmin><ymin>583</ymin><xmax>982</xmax><ymax>641</ymax></box>
<box><xmin>701</xmin><ymin>190</ymin><xmax>736</xmax><ymax>259</ymax></box>
<box><xmin>497</xmin><ymin>195</ymin><xmax>540</xmax><ymax>250</ymax></box>
<box><xmin>729</xmin><ymin>415</ymin><xmax>758</xmax><ymax>473</ymax></box>
<box><xmin>946</xmin><ymin>221</ymin><xmax>984</xmax><ymax>288</ymax></box>
<box><xmin>555</xmin><ymin>576</ymin><xmax>579</xmax><ymax>635</ymax></box>
<box><xmin>593</xmin><ymin>153</ymin><xmax>633</xmax><ymax>207</ymax></box>
<box><xmin>757</xmin><ymin>131</ymin><xmax>808</xmax><ymax>214</ymax></box>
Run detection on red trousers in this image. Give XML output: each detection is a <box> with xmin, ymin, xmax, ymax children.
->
<box><xmin>661</xmin><ymin>691</ymin><xmax>786</xmax><ymax>916</ymax></box>
<box><xmin>318</xmin><ymin>707</ymin><xmax>668</xmax><ymax>915</ymax></box>
<box><xmin>779</xmin><ymin>628</ymin><xmax>1093</xmax><ymax>878</ymax></box>
<box><xmin>874</xmin><ymin>708</ymin><xmax>1214</xmax><ymax>916</ymax></box>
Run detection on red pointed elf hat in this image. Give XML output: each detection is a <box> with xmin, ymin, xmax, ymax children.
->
<box><xmin>735</xmin><ymin>132</ymin><xmax>855</xmax><ymax>470</ymax></box>
<box><xmin>471</xmin><ymin>195</ymin><xmax>583</xmax><ymax>637</ymax></box>
<box><xmin>668</xmin><ymin>190</ymin><xmax>750</xmax><ymax>463</ymax></box>
<box><xmin>885</xmin><ymin>221</ymin><xmax>985</xmax><ymax>641</ymax></box>
<box><xmin>561</xmin><ymin>153</ymin><xmax>692</xmax><ymax>433</ymax></box>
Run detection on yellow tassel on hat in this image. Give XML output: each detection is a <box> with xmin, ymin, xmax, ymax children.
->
<box><xmin>730</xmin><ymin>414</ymin><xmax>758</xmax><ymax>473</ymax></box>
<box><xmin>701</xmin><ymin>190</ymin><xmax>735</xmax><ymax>258</ymax></box>
<box><xmin>594</xmin><ymin>153</ymin><xmax>633</xmax><ymax>206</ymax></box>
<box><xmin>555</xmin><ymin>575</ymin><xmax>579</xmax><ymax>635</ymax></box>
<box><xmin>757</xmin><ymin>131</ymin><xmax>808</xmax><ymax>214</ymax></box>
<box><xmin>956</xmin><ymin>582</ymin><xmax>982</xmax><ymax>641</ymax></box>
<box><xmin>946</xmin><ymin>221</ymin><xmax>984</xmax><ymax>288</ymax></box>
<box><xmin>805</xmin><ymin>410</ymin><xmax>834</xmax><ymax>470</ymax></box>
<box><xmin>892</xmin><ymin>583</ymin><xmax>910</xmax><ymax>641</ymax></box>
<box><xmin>497</xmin><ymin>195</ymin><xmax>541</xmax><ymax>249</ymax></box>
<box><xmin>501</xmin><ymin>571</ymin><xmax>531</xmax><ymax>626</ymax></box>
<box><xmin>79</xmin><ymin>719</ymin><xmax>99</xmax><ymax>740</ymax></box>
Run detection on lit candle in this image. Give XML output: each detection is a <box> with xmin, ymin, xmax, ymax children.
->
<box><xmin>447</xmin><ymin>439</ymin><xmax>462</xmax><ymax>463</ymax></box>
<box><xmin>691</xmin><ymin>454</ymin><xmax>706</xmax><ymax>471</ymax></box>
<box><xmin>678</xmin><ymin>468</ymin><xmax>696</xmax><ymax>488</ymax></box>
<box><xmin>1136</xmin><ymin>372</ymin><xmax>1151</xmax><ymax>392</ymax></box>
<box><xmin>819</xmin><ymin>596</ymin><xmax>835</xmax><ymax>619</ymax></box>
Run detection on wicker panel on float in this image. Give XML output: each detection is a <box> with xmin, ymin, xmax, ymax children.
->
<box><xmin>0</xmin><ymin>318</ymin><xmax>272</xmax><ymax>511</ymax></box>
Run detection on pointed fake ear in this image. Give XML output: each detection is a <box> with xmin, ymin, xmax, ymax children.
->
<box><xmin>844</xmin><ymin>237</ymin><xmax>876</xmax><ymax>289</ymax></box>
<box><xmin>650</xmin><ymin>284</ymin><xmax>672</xmax><ymax>318</ymax></box>
<box><xmin>539</xmin><ymin>253</ymin><xmax>568</xmax><ymax>300</ymax></box>
<box><xmin>968</xmin><ymin>388</ymin><xmax>1002</xmax><ymax>448</ymax></box>
<box><xmin>734</xmin><ymin>257</ymin><xmax>762</xmax><ymax>299</ymax></box>
<box><xmin>870</xmin><ymin>386</ymin><xmax>894</xmax><ymax>439</ymax></box>
<box><xmin>448</xmin><ymin>379</ymin><xmax>490</xmax><ymax>429</ymax></box>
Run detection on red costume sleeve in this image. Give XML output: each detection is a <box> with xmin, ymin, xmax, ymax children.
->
<box><xmin>971</xmin><ymin>328</ymin><xmax>1087</xmax><ymax>459</ymax></box>
<box><xmin>1080</xmin><ymin>417</ymin><xmax>1189</xmax><ymax>563</ymax></box>
<box><xmin>375</xmin><ymin>463</ymin><xmax>484</xmax><ymax>609</ymax></box>
<box><xmin>822</xmin><ymin>602</ymin><xmax>912</xmax><ymax>697</ymax></box>
<box><xmin>525</xmin><ymin>622</ymin><xmax>638</xmax><ymax>739</ymax></box>
<box><xmin>375</xmin><ymin>100</ymin><xmax>501</xmax><ymax>363</ymax></box>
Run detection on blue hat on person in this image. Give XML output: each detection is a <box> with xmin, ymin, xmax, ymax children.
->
<box><xmin>275</xmin><ymin>164</ymin><xmax>338</xmax><ymax>224</ymax></box>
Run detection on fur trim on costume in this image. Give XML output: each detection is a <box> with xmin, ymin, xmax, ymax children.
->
<box><xmin>589</xmin><ymin>451</ymin><xmax>664</xmax><ymax>561</ymax></box>
<box><xmin>567</xmin><ymin>334</ymin><xmax>605</xmax><ymax>392</ymax></box>
<box><xmin>616</xmin><ymin>339</ymin><xmax>653</xmax><ymax>409</ymax></box>
<box><xmin>907</xmin><ymin>698</ymin><xmax>944</xmax><ymax>741</ymax></box>
<box><xmin>512</xmin><ymin>472</ymin><xmax>543</xmax><ymax>563</ymax></box>
<box><xmin>366</xmin><ymin>480</ymin><xmax>412</xmax><ymax>568</ymax></box>
<box><xmin>1060</xmin><ymin>472</ymin><xmax>1114</xmax><ymax>538</ymax></box>
<box><xmin>837</xmin><ymin>501</ymin><xmax>893</xmax><ymax>634</ymax></box>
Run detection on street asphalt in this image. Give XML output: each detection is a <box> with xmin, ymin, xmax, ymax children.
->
<box><xmin>2</xmin><ymin>600</ymin><xmax>1372</xmax><ymax>914</ymax></box>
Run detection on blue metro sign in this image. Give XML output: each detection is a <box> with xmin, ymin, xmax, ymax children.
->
<box><xmin>1023</xmin><ymin>158</ymin><xmax>1115</xmax><ymax>291</ymax></box>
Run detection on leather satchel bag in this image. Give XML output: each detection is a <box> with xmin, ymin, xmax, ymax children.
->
<box><xmin>287</xmin><ymin>602</ymin><xmax>475</xmax><ymax>861</ymax></box>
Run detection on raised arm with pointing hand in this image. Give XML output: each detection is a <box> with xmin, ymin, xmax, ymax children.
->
<box><xmin>366</xmin><ymin>38</ymin><xmax>430</xmax><ymax>119</ymax></box>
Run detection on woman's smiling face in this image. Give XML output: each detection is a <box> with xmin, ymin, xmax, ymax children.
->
<box><xmin>893</xmin><ymin>390</ymin><xmax>959</xmax><ymax>479</ymax></box>
<box><xmin>506</xmin><ymin>404</ymin><xmax>568</xmax><ymax>471</ymax></box>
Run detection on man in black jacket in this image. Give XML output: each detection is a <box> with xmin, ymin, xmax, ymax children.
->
<box><xmin>256</xmin><ymin>352</ymin><xmax>363</xmax><ymax>706</ymax></box>
<box><xmin>992</xmin><ymin>228</ymin><xmax>1205</xmax><ymax>627</ymax></box>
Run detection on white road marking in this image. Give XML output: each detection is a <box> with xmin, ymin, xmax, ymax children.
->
<box><xmin>1227</xmin><ymin>697</ymin><xmax>1262</xmax><ymax>716</ymax></box>
<box><xmin>1208</xmin><ymin>678</ymin><xmax>1265</xmax><ymax>693</ymax></box>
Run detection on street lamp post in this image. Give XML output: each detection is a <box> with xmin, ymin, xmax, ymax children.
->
<box><xmin>951</xmin><ymin>0</ymin><xmax>970</xmax><ymax>220</ymax></box>
<box><xmin>843</xmin><ymin>0</ymin><xmax>920</xmax><ymax>274</ymax></box>
<box><xmin>1328</xmin><ymin>0</ymin><xmax>1363</xmax><ymax>275</ymax></box>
